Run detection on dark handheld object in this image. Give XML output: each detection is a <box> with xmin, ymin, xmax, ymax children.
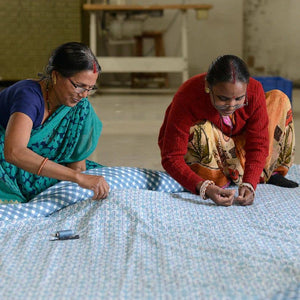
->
<box><xmin>50</xmin><ymin>230</ymin><xmax>79</xmax><ymax>241</ymax></box>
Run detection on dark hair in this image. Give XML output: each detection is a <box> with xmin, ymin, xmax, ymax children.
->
<box><xmin>206</xmin><ymin>55</ymin><xmax>250</xmax><ymax>86</ymax></box>
<box><xmin>44</xmin><ymin>42</ymin><xmax>101</xmax><ymax>78</ymax></box>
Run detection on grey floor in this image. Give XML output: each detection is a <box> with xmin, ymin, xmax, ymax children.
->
<box><xmin>88</xmin><ymin>88</ymin><xmax>300</xmax><ymax>170</ymax></box>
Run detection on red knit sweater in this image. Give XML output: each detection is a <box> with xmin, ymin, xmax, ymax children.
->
<box><xmin>158</xmin><ymin>73</ymin><xmax>269</xmax><ymax>193</ymax></box>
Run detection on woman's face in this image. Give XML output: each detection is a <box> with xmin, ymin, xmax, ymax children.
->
<box><xmin>207</xmin><ymin>81</ymin><xmax>248</xmax><ymax>116</ymax></box>
<box><xmin>54</xmin><ymin>70</ymin><xmax>98</xmax><ymax>107</ymax></box>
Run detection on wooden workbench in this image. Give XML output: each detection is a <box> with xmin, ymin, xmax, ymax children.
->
<box><xmin>83</xmin><ymin>4</ymin><xmax>213</xmax><ymax>82</ymax></box>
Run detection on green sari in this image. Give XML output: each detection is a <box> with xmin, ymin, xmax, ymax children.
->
<box><xmin>0</xmin><ymin>98</ymin><xmax>102</xmax><ymax>203</ymax></box>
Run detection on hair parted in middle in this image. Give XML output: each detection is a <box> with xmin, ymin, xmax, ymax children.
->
<box><xmin>206</xmin><ymin>55</ymin><xmax>250</xmax><ymax>87</ymax></box>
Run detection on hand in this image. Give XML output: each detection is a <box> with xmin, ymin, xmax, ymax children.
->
<box><xmin>76</xmin><ymin>173</ymin><xmax>110</xmax><ymax>200</ymax></box>
<box><xmin>205</xmin><ymin>185</ymin><xmax>236</xmax><ymax>206</ymax></box>
<box><xmin>235</xmin><ymin>185</ymin><xmax>254</xmax><ymax>206</ymax></box>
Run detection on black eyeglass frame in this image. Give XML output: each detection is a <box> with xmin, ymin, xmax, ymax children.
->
<box><xmin>209</xmin><ymin>85</ymin><xmax>248</xmax><ymax>111</ymax></box>
<box><xmin>68</xmin><ymin>78</ymin><xmax>98</xmax><ymax>95</ymax></box>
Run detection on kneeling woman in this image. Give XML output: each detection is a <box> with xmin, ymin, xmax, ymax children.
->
<box><xmin>158</xmin><ymin>55</ymin><xmax>298</xmax><ymax>206</ymax></box>
<box><xmin>0</xmin><ymin>42</ymin><xmax>109</xmax><ymax>203</ymax></box>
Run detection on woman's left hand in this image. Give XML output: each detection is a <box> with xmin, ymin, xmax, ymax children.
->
<box><xmin>235</xmin><ymin>186</ymin><xmax>255</xmax><ymax>206</ymax></box>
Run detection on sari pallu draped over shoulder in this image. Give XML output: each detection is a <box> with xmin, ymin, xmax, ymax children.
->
<box><xmin>0</xmin><ymin>98</ymin><xmax>102</xmax><ymax>203</ymax></box>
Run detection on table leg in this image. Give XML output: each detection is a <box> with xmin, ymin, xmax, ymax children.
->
<box><xmin>181</xmin><ymin>10</ymin><xmax>189</xmax><ymax>82</ymax></box>
<box><xmin>90</xmin><ymin>12</ymin><xmax>97</xmax><ymax>55</ymax></box>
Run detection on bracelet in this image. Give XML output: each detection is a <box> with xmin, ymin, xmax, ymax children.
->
<box><xmin>239</xmin><ymin>182</ymin><xmax>255</xmax><ymax>197</ymax></box>
<box><xmin>37</xmin><ymin>157</ymin><xmax>49</xmax><ymax>176</ymax></box>
<box><xmin>199</xmin><ymin>180</ymin><xmax>215</xmax><ymax>200</ymax></box>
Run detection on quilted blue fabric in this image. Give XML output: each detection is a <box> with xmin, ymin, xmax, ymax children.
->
<box><xmin>0</xmin><ymin>166</ymin><xmax>299</xmax><ymax>299</ymax></box>
<box><xmin>0</xmin><ymin>167</ymin><xmax>185</xmax><ymax>220</ymax></box>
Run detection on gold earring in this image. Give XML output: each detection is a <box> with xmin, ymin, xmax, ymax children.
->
<box><xmin>52</xmin><ymin>76</ymin><xmax>56</xmax><ymax>85</ymax></box>
<box><xmin>205</xmin><ymin>87</ymin><xmax>210</xmax><ymax>93</ymax></box>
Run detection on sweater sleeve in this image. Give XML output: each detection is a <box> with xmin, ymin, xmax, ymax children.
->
<box><xmin>158</xmin><ymin>88</ymin><xmax>206</xmax><ymax>194</ymax></box>
<box><xmin>242</xmin><ymin>81</ymin><xmax>269</xmax><ymax>189</ymax></box>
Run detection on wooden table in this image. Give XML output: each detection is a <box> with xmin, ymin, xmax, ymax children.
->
<box><xmin>83</xmin><ymin>4</ymin><xmax>213</xmax><ymax>83</ymax></box>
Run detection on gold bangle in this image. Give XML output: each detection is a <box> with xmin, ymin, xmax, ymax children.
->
<box><xmin>199</xmin><ymin>180</ymin><xmax>215</xmax><ymax>199</ymax></box>
<box><xmin>37</xmin><ymin>157</ymin><xmax>49</xmax><ymax>176</ymax></box>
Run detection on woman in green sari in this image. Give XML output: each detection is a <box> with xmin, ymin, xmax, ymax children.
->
<box><xmin>0</xmin><ymin>42</ymin><xmax>109</xmax><ymax>203</ymax></box>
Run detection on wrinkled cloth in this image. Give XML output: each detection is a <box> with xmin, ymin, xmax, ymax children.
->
<box><xmin>0</xmin><ymin>165</ymin><xmax>299</xmax><ymax>299</ymax></box>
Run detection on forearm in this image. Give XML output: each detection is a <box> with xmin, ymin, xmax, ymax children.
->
<box><xmin>66</xmin><ymin>160</ymin><xmax>86</xmax><ymax>172</ymax></box>
<box><xmin>242</xmin><ymin>163</ymin><xmax>265</xmax><ymax>190</ymax></box>
<box><xmin>243</xmin><ymin>135</ymin><xmax>269</xmax><ymax>189</ymax></box>
<box><xmin>242</xmin><ymin>88</ymin><xmax>269</xmax><ymax>189</ymax></box>
<box><xmin>5</xmin><ymin>147</ymin><xmax>80</xmax><ymax>183</ymax></box>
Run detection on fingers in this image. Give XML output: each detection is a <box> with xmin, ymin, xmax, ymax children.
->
<box><xmin>92</xmin><ymin>189</ymin><xmax>107</xmax><ymax>200</ymax></box>
<box><xmin>236</xmin><ymin>196</ymin><xmax>253</xmax><ymax>206</ymax></box>
<box><xmin>92</xmin><ymin>180</ymin><xmax>110</xmax><ymax>200</ymax></box>
<box><xmin>92</xmin><ymin>188</ymin><xmax>109</xmax><ymax>200</ymax></box>
<box><xmin>220</xmin><ymin>189</ymin><xmax>236</xmax><ymax>197</ymax></box>
<box><xmin>216</xmin><ymin>189</ymin><xmax>235</xmax><ymax>206</ymax></box>
<box><xmin>205</xmin><ymin>184</ymin><xmax>255</xmax><ymax>207</ymax></box>
<box><xmin>76</xmin><ymin>173</ymin><xmax>110</xmax><ymax>200</ymax></box>
<box><xmin>235</xmin><ymin>187</ymin><xmax>254</xmax><ymax>206</ymax></box>
<box><xmin>206</xmin><ymin>186</ymin><xmax>235</xmax><ymax>206</ymax></box>
<box><xmin>216</xmin><ymin>193</ymin><xmax>235</xmax><ymax>206</ymax></box>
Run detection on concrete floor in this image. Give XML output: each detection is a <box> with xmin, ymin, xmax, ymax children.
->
<box><xmin>88</xmin><ymin>88</ymin><xmax>300</xmax><ymax>170</ymax></box>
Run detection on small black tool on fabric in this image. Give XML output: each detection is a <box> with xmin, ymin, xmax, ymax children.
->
<box><xmin>50</xmin><ymin>229</ymin><xmax>79</xmax><ymax>241</ymax></box>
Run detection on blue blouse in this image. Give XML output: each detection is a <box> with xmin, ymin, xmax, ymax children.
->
<box><xmin>0</xmin><ymin>80</ymin><xmax>44</xmax><ymax>129</ymax></box>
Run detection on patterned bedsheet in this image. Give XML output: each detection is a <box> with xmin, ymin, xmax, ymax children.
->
<box><xmin>0</xmin><ymin>167</ymin><xmax>184</xmax><ymax>221</ymax></box>
<box><xmin>0</xmin><ymin>166</ymin><xmax>299</xmax><ymax>299</ymax></box>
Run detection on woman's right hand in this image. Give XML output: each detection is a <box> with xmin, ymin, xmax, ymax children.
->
<box><xmin>205</xmin><ymin>185</ymin><xmax>236</xmax><ymax>206</ymax></box>
<box><xmin>76</xmin><ymin>173</ymin><xmax>110</xmax><ymax>200</ymax></box>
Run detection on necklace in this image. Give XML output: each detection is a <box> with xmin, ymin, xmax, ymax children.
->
<box><xmin>45</xmin><ymin>81</ymin><xmax>51</xmax><ymax>113</ymax></box>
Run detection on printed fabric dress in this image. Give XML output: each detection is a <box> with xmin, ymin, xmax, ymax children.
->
<box><xmin>184</xmin><ymin>90</ymin><xmax>295</xmax><ymax>187</ymax></box>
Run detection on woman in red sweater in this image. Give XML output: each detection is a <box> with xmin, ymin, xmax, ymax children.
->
<box><xmin>158</xmin><ymin>55</ymin><xmax>298</xmax><ymax>206</ymax></box>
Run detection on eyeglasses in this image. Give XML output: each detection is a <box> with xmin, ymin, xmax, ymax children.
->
<box><xmin>214</xmin><ymin>101</ymin><xmax>247</xmax><ymax>111</ymax></box>
<box><xmin>68</xmin><ymin>79</ymin><xmax>97</xmax><ymax>95</ymax></box>
<box><xmin>210</xmin><ymin>88</ymin><xmax>248</xmax><ymax>111</ymax></box>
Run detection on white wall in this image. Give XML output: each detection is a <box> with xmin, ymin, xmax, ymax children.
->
<box><xmin>99</xmin><ymin>0</ymin><xmax>243</xmax><ymax>87</ymax></box>
<box><xmin>182</xmin><ymin>0</ymin><xmax>243</xmax><ymax>76</ymax></box>
<box><xmin>100</xmin><ymin>0</ymin><xmax>300</xmax><ymax>85</ymax></box>
<box><xmin>139</xmin><ymin>0</ymin><xmax>244</xmax><ymax>76</ymax></box>
<box><xmin>244</xmin><ymin>0</ymin><xmax>300</xmax><ymax>83</ymax></box>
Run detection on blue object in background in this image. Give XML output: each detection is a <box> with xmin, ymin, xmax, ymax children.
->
<box><xmin>253</xmin><ymin>76</ymin><xmax>293</xmax><ymax>103</ymax></box>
